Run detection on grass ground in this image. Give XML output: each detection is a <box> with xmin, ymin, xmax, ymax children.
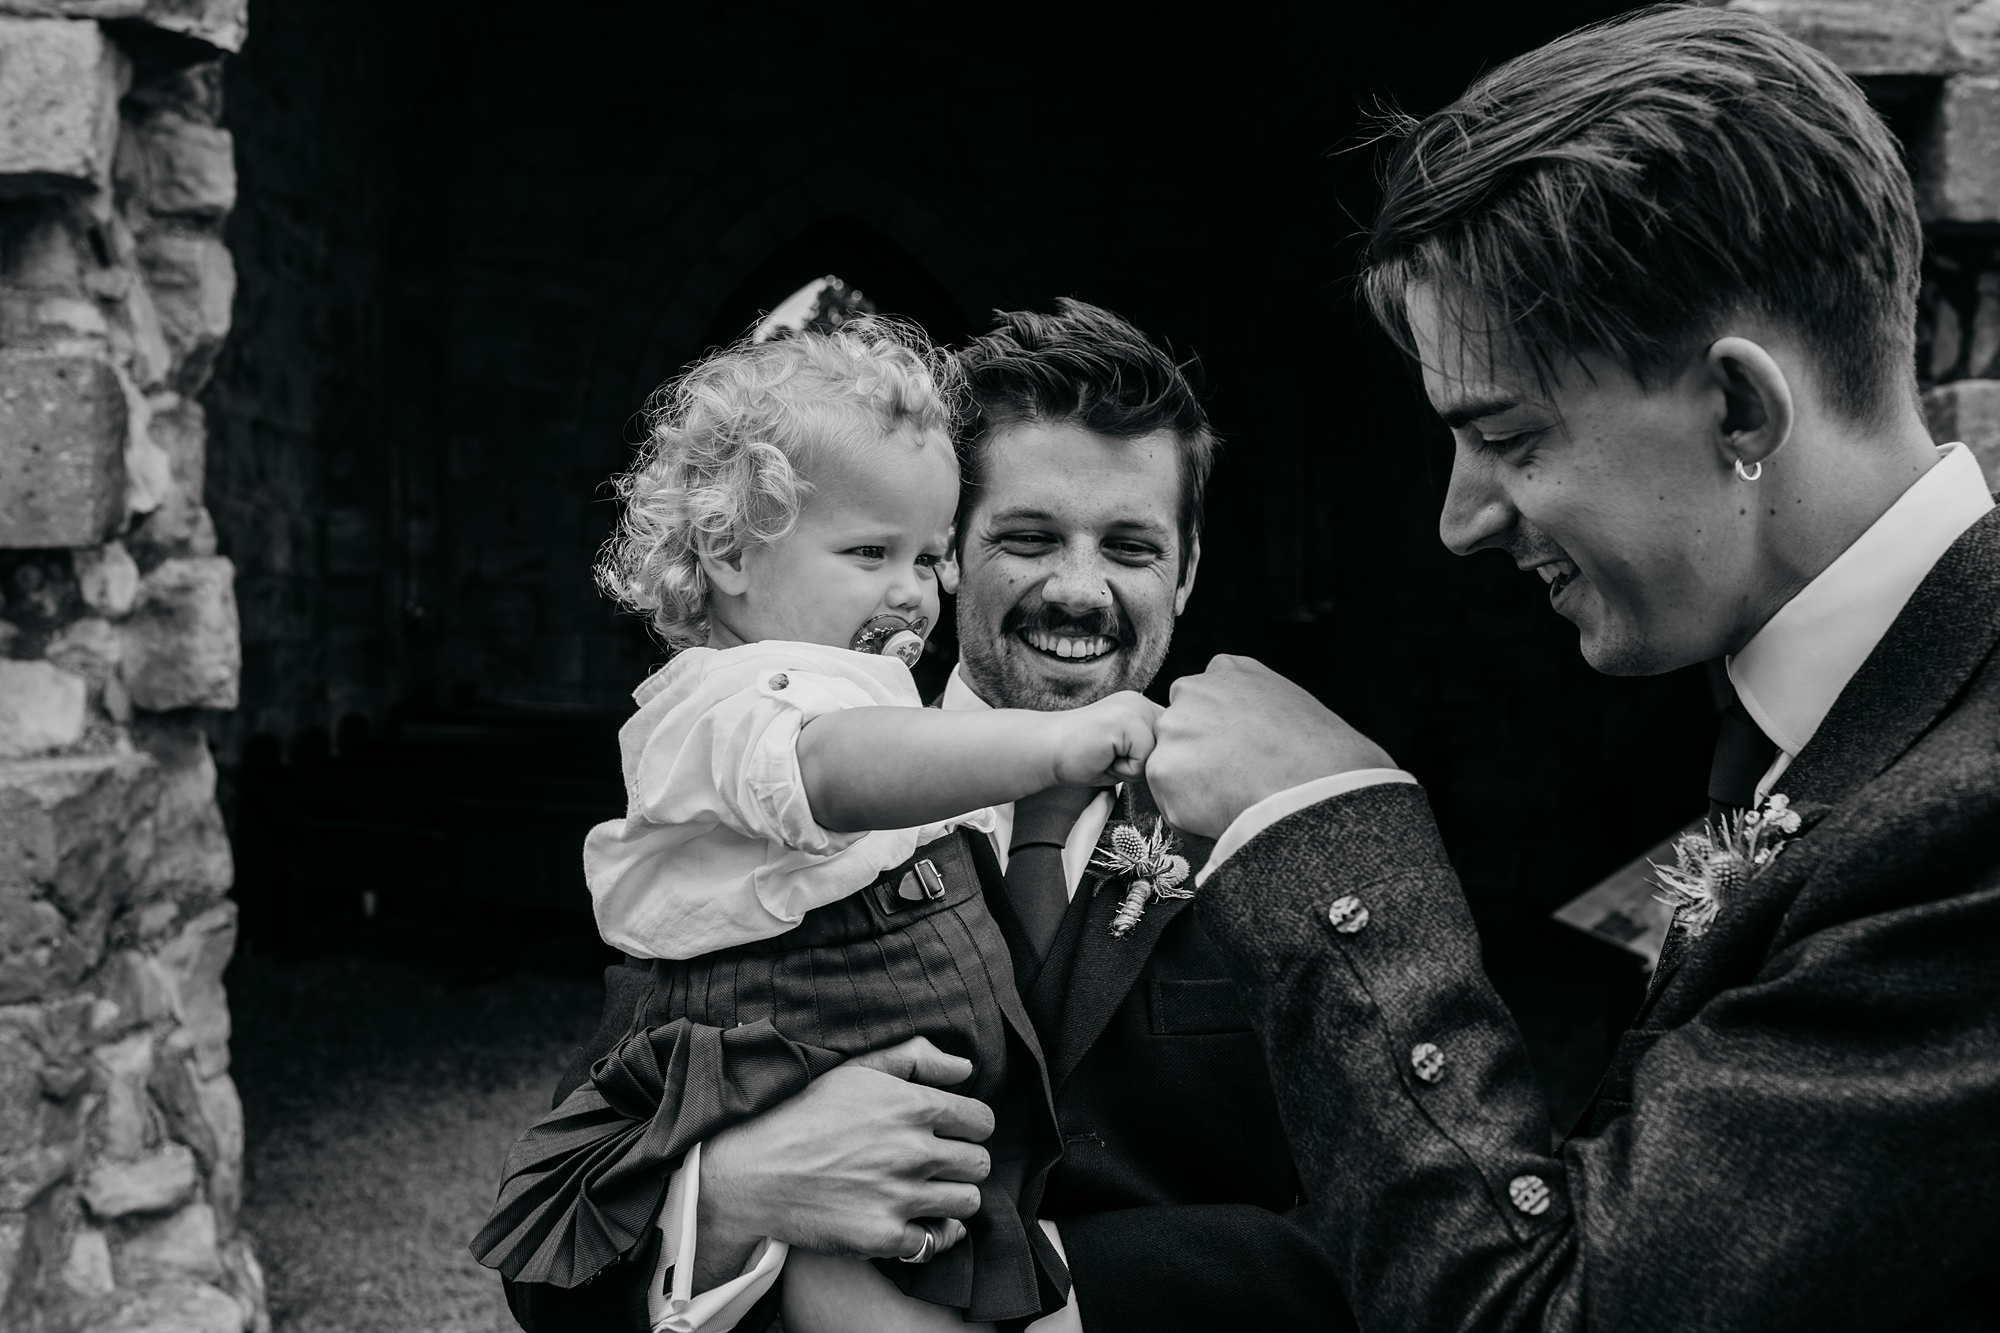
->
<box><xmin>227</xmin><ymin>954</ymin><xmax>604</xmax><ymax>1333</ymax></box>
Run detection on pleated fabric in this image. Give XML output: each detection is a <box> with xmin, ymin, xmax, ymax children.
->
<box><xmin>472</xmin><ymin>829</ymin><xmax>1067</xmax><ymax>1326</ymax></box>
<box><xmin>470</xmin><ymin>1016</ymin><xmax>843</xmax><ymax>1285</ymax></box>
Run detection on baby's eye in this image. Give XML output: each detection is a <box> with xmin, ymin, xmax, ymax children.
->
<box><xmin>846</xmin><ymin>546</ymin><xmax>887</xmax><ymax>561</ymax></box>
<box><xmin>915</xmin><ymin>553</ymin><xmax>943</xmax><ymax>570</ymax></box>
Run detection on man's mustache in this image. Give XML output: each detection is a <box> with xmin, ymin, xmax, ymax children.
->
<box><xmin>1001</xmin><ymin>602</ymin><xmax>1131</xmax><ymax>645</ymax></box>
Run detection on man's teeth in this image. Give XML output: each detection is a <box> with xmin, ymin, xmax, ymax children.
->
<box><xmin>1023</xmin><ymin>628</ymin><xmax>1117</xmax><ymax>660</ymax></box>
<box><xmin>1537</xmin><ymin>560</ymin><xmax>1580</xmax><ymax>585</ymax></box>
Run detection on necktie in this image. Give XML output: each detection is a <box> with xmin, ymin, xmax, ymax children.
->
<box><xmin>1004</xmin><ymin>785</ymin><xmax>1102</xmax><ymax>964</ymax></box>
<box><xmin>1708</xmin><ymin>700</ymin><xmax>1780</xmax><ymax>825</ymax></box>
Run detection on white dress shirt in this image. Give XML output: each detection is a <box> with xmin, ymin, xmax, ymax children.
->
<box><xmin>1203</xmin><ymin>441</ymin><xmax>1997</xmax><ymax>879</ymax></box>
<box><xmin>644</xmin><ymin>664</ymin><xmax>1104</xmax><ymax>1332</ymax></box>
<box><xmin>586</xmin><ymin>642</ymin><xmax>994</xmax><ymax>960</ymax></box>
<box><xmin>1730</xmin><ymin>442</ymin><xmax>1994</xmax><ymax>799</ymax></box>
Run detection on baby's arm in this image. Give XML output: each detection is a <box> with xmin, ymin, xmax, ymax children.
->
<box><xmin>798</xmin><ymin>691</ymin><xmax>1160</xmax><ymax>833</ymax></box>
<box><xmin>782</xmin><ymin>1251</ymin><xmax>996</xmax><ymax>1333</ymax></box>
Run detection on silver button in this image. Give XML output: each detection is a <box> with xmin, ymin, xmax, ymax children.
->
<box><xmin>1410</xmin><ymin>1042</ymin><xmax>1445</xmax><ymax>1083</ymax></box>
<box><xmin>1327</xmin><ymin>895</ymin><xmax>1370</xmax><ymax>934</ymax></box>
<box><xmin>769</xmin><ymin>672</ymin><xmax>789</xmax><ymax>690</ymax></box>
<box><xmin>1509</xmin><ymin>1174</ymin><xmax>1551</xmax><ymax>1216</ymax></box>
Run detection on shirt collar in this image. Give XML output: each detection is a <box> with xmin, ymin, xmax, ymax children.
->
<box><xmin>1729</xmin><ymin>442</ymin><xmax>1995</xmax><ymax>757</ymax></box>
<box><xmin>941</xmin><ymin>663</ymin><xmax>991</xmax><ymax>713</ymax></box>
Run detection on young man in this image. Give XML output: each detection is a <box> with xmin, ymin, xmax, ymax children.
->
<box><xmin>1150</xmin><ymin>7</ymin><xmax>2000</xmax><ymax>1329</ymax></box>
<box><xmin>510</xmin><ymin>302</ymin><xmax>1344</xmax><ymax>1332</ymax></box>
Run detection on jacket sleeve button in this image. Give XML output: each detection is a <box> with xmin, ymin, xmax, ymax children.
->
<box><xmin>768</xmin><ymin>672</ymin><xmax>789</xmax><ymax>690</ymax></box>
<box><xmin>1411</xmin><ymin>1042</ymin><xmax>1446</xmax><ymax>1083</ymax></box>
<box><xmin>1509</xmin><ymin>1174</ymin><xmax>1552</xmax><ymax>1216</ymax></box>
<box><xmin>1327</xmin><ymin>895</ymin><xmax>1370</xmax><ymax>933</ymax></box>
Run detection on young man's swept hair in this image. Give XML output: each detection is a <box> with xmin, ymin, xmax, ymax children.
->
<box><xmin>954</xmin><ymin>299</ymin><xmax>1217</xmax><ymax>577</ymax></box>
<box><xmin>1361</xmin><ymin>3</ymin><xmax>1923</xmax><ymax>426</ymax></box>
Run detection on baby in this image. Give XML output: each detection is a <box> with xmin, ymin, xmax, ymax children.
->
<box><xmin>473</xmin><ymin>318</ymin><xmax>1158</xmax><ymax>1332</ymax></box>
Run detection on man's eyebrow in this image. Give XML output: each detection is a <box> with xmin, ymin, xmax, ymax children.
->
<box><xmin>983</xmin><ymin>506</ymin><xmax>1056</xmax><ymax>525</ymax></box>
<box><xmin>1436</xmin><ymin>396</ymin><xmax>1524</xmax><ymax>430</ymax></box>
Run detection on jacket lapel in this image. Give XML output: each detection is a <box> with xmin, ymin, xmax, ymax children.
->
<box><xmin>1630</xmin><ymin>506</ymin><xmax>2000</xmax><ymax>1031</ymax></box>
<box><xmin>1778</xmin><ymin>505</ymin><xmax>2000</xmax><ymax>809</ymax></box>
<box><xmin>1041</xmin><ymin>782</ymin><xmax>1214</xmax><ymax>1092</ymax></box>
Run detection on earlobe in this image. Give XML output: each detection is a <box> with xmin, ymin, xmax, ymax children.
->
<box><xmin>1707</xmin><ymin>337</ymin><xmax>1794</xmax><ymax>473</ymax></box>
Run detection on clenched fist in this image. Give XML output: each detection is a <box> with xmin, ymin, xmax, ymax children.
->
<box><xmin>1149</xmin><ymin>655</ymin><xmax>1397</xmax><ymax>838</ymax></box>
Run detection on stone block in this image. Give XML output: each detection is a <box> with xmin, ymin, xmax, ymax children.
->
<box><xmin>74</xmin><ymin>543</ymin><xmax>140</xmax><ymax>618</ymax></box>
<box><xmin>147</xmin><ymin>394</ymin><xmax>204</xmax><ymax>492</ymax></box>
<box><xmin>0</xmin><ymin>892</ymin><xmax>87</xmax><ymax>1006</ymax></box>
<box><xmin>82</xmin><ymin>1142</ymin><xmax>194</xmax><ymax>1219</ymax></box>
<box><xmin>46</xmin><ymin>617</ymin><xmax>121</xmax><ymax>681</ymax></box>
<box><xmin>148</xmin><ymin>1055</ymin><xmax>237</xmax><ymax>1224</ymax></box>
<box><xmin>135</xmin><ymin>231</ymin><xmax>233</xmax><ymax>394</ymax></box>
<box><xmin>0</xmin><ymin>352</ymin><xmax>128</xmax><ymax>548</ymax></box>
<box><xmin>134</xmin><ymin>769</ymin><xmax>230</xmax><ymax>908</ymax></box>
<box><xmin>0</xmin><ymin>1023</ymin><xmax>74</xmax><ymax>1207</ymax></box>
<box><xmin>70</xmin><ymin>1279</ymin><xmax>247</xmax><ymax>1333</ymax></box>
<box><xmin>0</xmin><ymin>17</ymin><xmax>126</xmax><ymax>195</ymax></box>
<box><xmin>1921</xmin><ymin>75</ymin><xmax>2000</xmax><ymax>223</ymax></box>
<box><xmin>118</xmin><ymin>269</ymin><xmax>175</xmax><ymax>391</ymax></box>
<box><xmin>117</xmin><ymin>1199</ymin><xmax>222</xmax><ymax>1285</ymax></box>
<box><xmin>0</xmin><ymin>3</ymin><xmax>245</xmax><ymax>52</ymax></box>
<box><xmin>89</xmin><ymin>949</ymin><xmax>174</xmax><ymax>1040</ymax></box>
<box><xmin>0</xmin><ymin>752</ymin><xmax>155</xmax><ymax>920</ymax></box>
<box><xmin>150</xmin><ymin>904</ymin><xmax>232</xmax><ymax>1078</ymax></box>
<box><xmin>217</xmin><ymin>1237</ymin><xmax>266</xmax><ymax>1333</ymax></box>
<box><xmin>122</xmin><ymin>112</ymin><xmax>234</xmax><ymax>218</ymax></box>
<box><xmin>1923</xmin><ymin>378</ymin><xmax>2000</xmax><ymax>486</ymax></box>
<box><xmin>62</xmin><ymin>1224</ymin><xmax>114</xmax><ymax>1297</ymax></box>
<box><xmin>0</xmin><ymin>2</ymin><xmax>145</xmax><ymax>15</ymax></box>
<box><xmin>93</xmin><ymin>1028</ymin><xmax>158</xmax><ymax>1158</ymax></box>
<box><xmin>0</xmin><ymin>660</ymin><xmax>87</xmax><ymax>759</ymax></box>
<box><xmin>122</xmin><ymin>557</ymin><xmax>239</xmax><ymax>711</ymax></box>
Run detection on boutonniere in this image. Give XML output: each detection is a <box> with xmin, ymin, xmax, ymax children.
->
<box><xmin>1650</xmin><ymin>793</ymin><xmax>1804</xmax><ymax>939</ymax></box>
<box><xmin>1091</xmin><ymin>820</ymin><xmax>1193</xmax><ymax>937</ymax></box>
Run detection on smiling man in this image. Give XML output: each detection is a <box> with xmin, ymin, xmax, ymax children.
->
<box><xmin>514</xmin><ymin>301</ymin><xmax>1344</xmax><ymax>1333</ymax></box>
<box><xmin>1149</xmin><ymin>7</ymin><xmax>2000</xmax><ymax>1331</ymax></box>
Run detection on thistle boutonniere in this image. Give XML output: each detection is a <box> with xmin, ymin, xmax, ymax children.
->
<box><xmin>1650</xmin><ymin>793</ymin><xmax>1804</xmax><ymax>938</ymax></box>
<box><xmin>1091</xmin><ymin>820</ymin><xmax>1193</xmax><ymax>937</ymax></box>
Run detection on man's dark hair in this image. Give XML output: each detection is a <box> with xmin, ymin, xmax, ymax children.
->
<box><xmin>955</xmin><ymin>299</ymin><xmax>1218</xmax><ymax>575</ymax></box>
<box><xmin>1360</xmin><ymin>4</ymin><xmax>1922</xmax><ymax>426</ymax></box>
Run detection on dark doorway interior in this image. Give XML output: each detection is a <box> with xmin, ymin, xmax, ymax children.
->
<box><xmin>205</xmin><ymin>0</ymin><xmax>1709</xmax><ymax>1128</ymax></box>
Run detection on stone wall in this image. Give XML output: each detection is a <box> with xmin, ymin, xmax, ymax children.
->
<box><xmin>0</xmin><ymin>4</ymin><xmax>267</xmax><ymax>1330</ymax></box>
<box><xmin>1732</xmin><ymin>0</ymin><xmax>2000</xmax><ymax>487</ymax></box>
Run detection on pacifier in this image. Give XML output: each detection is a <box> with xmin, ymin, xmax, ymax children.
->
<box><xmin>851</xmin><ymin>614</ymin><xmax>927</xmax><ymax>668</ymax></box>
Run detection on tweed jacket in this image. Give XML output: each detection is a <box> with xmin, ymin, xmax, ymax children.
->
<box><xmin>1197</xmin><ymin>506</ymin><xmax>2000</xmax><ymax>1333</ymax></box>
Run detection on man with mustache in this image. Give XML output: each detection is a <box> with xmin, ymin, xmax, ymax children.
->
<box><xmin>515</xmin><ymin>300</ymin><xmax>1342</xmax><ymax>1332</ymax></box>
<box><xmin>1148</xmin><ymin>7</ymin><xmax>2000</xmax><ymax>1329</ymax></box>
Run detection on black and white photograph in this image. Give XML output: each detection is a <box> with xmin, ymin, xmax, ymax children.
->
<box><xmin>1</xmin><ymin>1</ymin><xmax>1997</xmax><ymax>1330</ymax></box>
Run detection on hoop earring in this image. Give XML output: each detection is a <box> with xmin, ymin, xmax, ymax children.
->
<box><xmin>1734</xmin><ymin>458</ymin><xmax>1763</xmax><ymax>482</ymax></box>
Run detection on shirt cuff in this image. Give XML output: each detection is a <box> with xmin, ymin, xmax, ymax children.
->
<box><xmin>1024</xmin><ymin>1218</ymin><xmax>1083</xmax><ymax>1333</ymax></box>
<box><xmin>647</xmin><ymin>1141</ymin><xmax>788</xmax><ymax>1332</ymax></box>
<box><xmin>1196</xmin><ymin>769</ymin><xmax>1419</xmax><ymax>885</ymax></box>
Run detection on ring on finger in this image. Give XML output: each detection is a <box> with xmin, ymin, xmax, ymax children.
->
<box><xmin>899</xmin><ymin>1222</ymin><xmax>940</xmax><ymax>1264</ymax></box>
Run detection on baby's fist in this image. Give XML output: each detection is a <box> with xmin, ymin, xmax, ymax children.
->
<box><xmin>1050</xmin><ymin>690</ymin><xmax>1164</xmax><ymax>787</ymax></box>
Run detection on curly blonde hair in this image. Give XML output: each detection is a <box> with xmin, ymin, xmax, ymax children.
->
<box><xmin>597</xmin><ymin>316</ymin><xmax>963</xmax><ymax>649</ymax></box>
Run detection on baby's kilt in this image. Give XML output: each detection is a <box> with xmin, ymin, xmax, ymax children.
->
<box><xmin>471</xmin><ymin>827</ymin><xmax>1068</xmax><ymax>1329</ymax></box>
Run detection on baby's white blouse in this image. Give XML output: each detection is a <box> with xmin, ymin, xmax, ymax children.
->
<box><xmin>584</xmin><ymin>640</ymin><xmax>996</xmax><ymax>961</ymax></box>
